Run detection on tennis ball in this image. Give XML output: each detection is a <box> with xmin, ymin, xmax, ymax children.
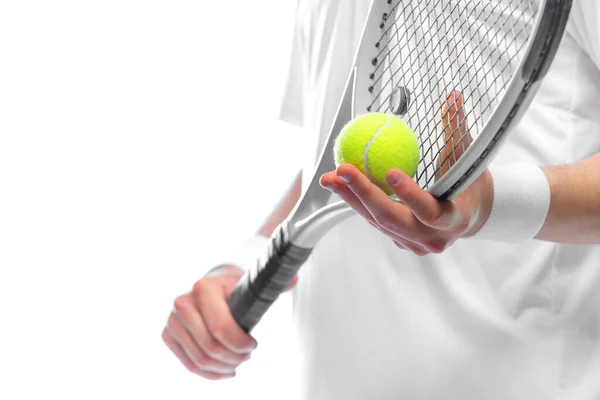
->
<box><xmin>333</xmin><ymin>112</ymin><xmax>420</xmax><ymax>195</ymax></box>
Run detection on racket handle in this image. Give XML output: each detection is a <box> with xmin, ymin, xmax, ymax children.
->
<box><xmin>227</xmin><ymin>225</ymin><xmax>312</xmax><ymax>333</ymax></box>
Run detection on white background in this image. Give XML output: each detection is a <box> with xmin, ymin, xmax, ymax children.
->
<box><xmin>0</xmin><ymin>1</ymin><xmax>304</xmax><ymax>399</ymax></box>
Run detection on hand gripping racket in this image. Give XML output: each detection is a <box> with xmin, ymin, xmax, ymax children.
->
<box><xmin>227</xmin><ymin>0</ymin><xmax>572</xmax><ymax>333</ymax></box>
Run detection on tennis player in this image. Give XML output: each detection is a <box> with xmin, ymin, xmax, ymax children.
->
<box><xmin>163</xmin><ymin>1</ymin><xmax>600</xmax><ymax>398</ymax></box>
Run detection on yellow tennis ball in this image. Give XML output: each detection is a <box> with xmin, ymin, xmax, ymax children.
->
<box><xmin>333</xmin><ymin>112</ymin><xmax>420</xmax><ymax>195</ymax></box>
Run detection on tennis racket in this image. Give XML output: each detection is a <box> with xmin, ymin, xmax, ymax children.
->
<box><xmin>228</xmin><ymin>0</ymin><xmax>572</xmax><ymax>333</ymax></box>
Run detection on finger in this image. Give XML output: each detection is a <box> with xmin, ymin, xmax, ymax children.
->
<box><xmin>393</xmin><ymin>238</ymin><xmax>429</xmax><ymax>256</ymax></box>
<box><xmin>444</xmin><ymin>90</ymin><xmax>470</xmax><ymax>161</ymax></box>
<box><xmin>321</xmin><ymin>171</ymin><xmax>376</xmax><ymax>223</ymax></box>
<box><xmin>173</xmin><ymin>294</ymin><xmax>249</xmax><ymax>366</ymax></box>
<box><xmin>436</xmin><ymin>90</ymin><xmax>472</xmax><ymax>179</ymax></box>
<box><xmin>162</xmin><ymin>328</ymin><xmax>202</xmax><ymax>374</ymax></box>
<box><xmin>393</xmin><ymin>240</ymin><xmax>408</xmax><ymax>250</ymax></box>
<box><xmin>194</xmin><ymin>279</ymin><xmax>258</xmax><ymax>354</ymax></box>
<box><xmin>386</xmin><ymin>169</ymin><xmax>464</xmax><ymax>230</ymax></box>
<box><xmin>336</xmin><ymin>164</ymin><xmax>429</xmax><ymax>242</ymax></box>
<box><xmin>366</xmin><ymin>220</ymin><xmax>420</xmax><ymax>248</ymax></box>
<box><xmin>162</xmin><ymin>328</ymin><xmax>234</xmax><ymax>380</ymax></box>
<box><xmin>336</xmin><ymin>164</ymin><xmax>424</xmax><ymax>235</ymax></box>
<box><xmin>165</xmin><ymin>314</ymin><xmax>238</xmax><ymax>375</ymax></box>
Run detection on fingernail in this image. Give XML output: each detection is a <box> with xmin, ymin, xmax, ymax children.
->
<box><xmin>322</xmin><ymin>182</ymin><xmax>340</xmax><ymax>193</ymax></box>
<box><xmin>386</xmin><ymin>171</ymin><xmax>401</xmax><ymax>186</ymax></box>
<box><xmin>246</xmin><ymin>341</ymin><xmax>258</xmax><ymax>351</ymax></box>
<box><xmin>338</xmin><ymin>175</ymin><xmax>350</xmax><ymax>183</ymax></box>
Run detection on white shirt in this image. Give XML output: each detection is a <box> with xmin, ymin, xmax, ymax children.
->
<box><xmin>280</xmin><ymin>1</ymin><xmax>600</xmax><ymax>399</ymax></box>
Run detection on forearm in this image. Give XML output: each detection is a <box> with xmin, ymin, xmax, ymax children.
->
<box><xmin>256</xmin><ymin>170</ymin><xmax>302</xmax><ymax>237</ymax></box>
<box><xmin>208</xmin><ymin>171</ymin><xmax>302</xmax><ymax>276</ymax></box>
<box><xmin>536</xmin><ymin>153</ymin><xmax>600</xmax><ymax>244</ymax></box>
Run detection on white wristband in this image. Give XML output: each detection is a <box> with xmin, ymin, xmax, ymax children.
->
<box><xmin>472</xmin><ymin>163</ymin><xmax>551</xmax><ymax>242</ymax></box>
<box><xmin>218</xmin><ymin>235</ymin><xmax>269</xmax><ymax>272</ymax></box>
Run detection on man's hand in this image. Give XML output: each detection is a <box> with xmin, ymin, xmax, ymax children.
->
<box><xmin>162</xmin><ymin>265</ymin><xmax>297</xmax><ymax>380</ymax></box>
<box><xmin>320</xmin><ymin>164</ymin><xmax>492</xmax><ymax>255</ymax></box>
<box><xmin>161</xmin><ymin>265</ymin><xmax>256</xmax><ymax>380</ymax></box>
<box><xmin>319</xmin><ymin>91</ymin><xmax>493</xmax><ymax>256</ymax></box>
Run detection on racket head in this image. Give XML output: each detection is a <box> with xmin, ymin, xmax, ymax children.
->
<box><xmin>352</xmin><ymin>0</ymin><xmax>571</xmax><ymax>200</ymax></box>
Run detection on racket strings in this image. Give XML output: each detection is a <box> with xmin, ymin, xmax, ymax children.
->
<box><xmin>366</xmin><ymin>0</ymin><xmax>538</xmax><ymax>189</ymax></box>
<box><xmin>438</xmin><ymin>1</ymin><xmax>530</xmax><ymax>168</ymax></box>
<box><xmin>376</xmin><ymin>0</ymin><xmax>476</xmax><ymax>181</ymax></box>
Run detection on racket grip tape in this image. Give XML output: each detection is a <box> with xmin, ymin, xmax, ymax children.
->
<box><xmin>227</xmin><ymin>225</ymin><xmax>312</xmax><ymax>332</ymax></box>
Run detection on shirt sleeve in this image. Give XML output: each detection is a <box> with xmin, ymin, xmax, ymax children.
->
<box><xmin>278</xmin><ymin>2</ymin><xmax>306</xmax><ymax>128</ymax></box>
<box><xmin>567</xmin><ymin>0</ymin><xmax>600</xmax><ymax>70</ymax></box>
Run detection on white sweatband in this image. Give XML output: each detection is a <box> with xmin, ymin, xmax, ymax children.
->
<box><xmin>472</xmin><ymin>163</ymin><xmax>551</xmax><ymax>242</ymax></box>
<box><xmin>218</xmin><ymin>235</ymin><xmax>269</xmax><ymax>272</ymax></box>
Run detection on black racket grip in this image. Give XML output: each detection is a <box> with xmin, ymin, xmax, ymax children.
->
<box><xmin>227</xmin><ymin>226</ymin><xmax>312</xmax><ymax>333</ymax></box>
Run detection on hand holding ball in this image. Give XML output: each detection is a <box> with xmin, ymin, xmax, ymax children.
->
<box><xmin>333</xmin><ymin>112</ymin><xmax>420</xmax><ymax>195</ymax></box>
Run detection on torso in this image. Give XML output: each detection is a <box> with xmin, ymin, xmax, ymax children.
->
<box><xmin>284</xmin><ymin>1</ymin><xmax>600</xmax><ymax>398</ymax></box>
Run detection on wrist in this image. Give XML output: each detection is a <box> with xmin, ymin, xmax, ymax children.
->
<box><xmin>464</xmin><ymin>169</ymin><xmax>494</xmax><ymax>237</ymax></box>
<box><xmin>210</xmin><ymin>234</ymin><xmax>269</xmax><ymax>275</ymax></box>
<box><xmin>469</xmin><ymin>163</ymin><xmax>551</xmax><ymax>242</ymax></box>
<box><xmin>204</xmin><ymin>263</ymin><xmax>245</xmax><ymax>278</ymax></box>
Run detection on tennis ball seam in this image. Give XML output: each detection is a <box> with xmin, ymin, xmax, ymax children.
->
<box><xmin>363</xmin><ymin>114</ymin><xmax>392</xmax><ymax>186</ymax></box>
